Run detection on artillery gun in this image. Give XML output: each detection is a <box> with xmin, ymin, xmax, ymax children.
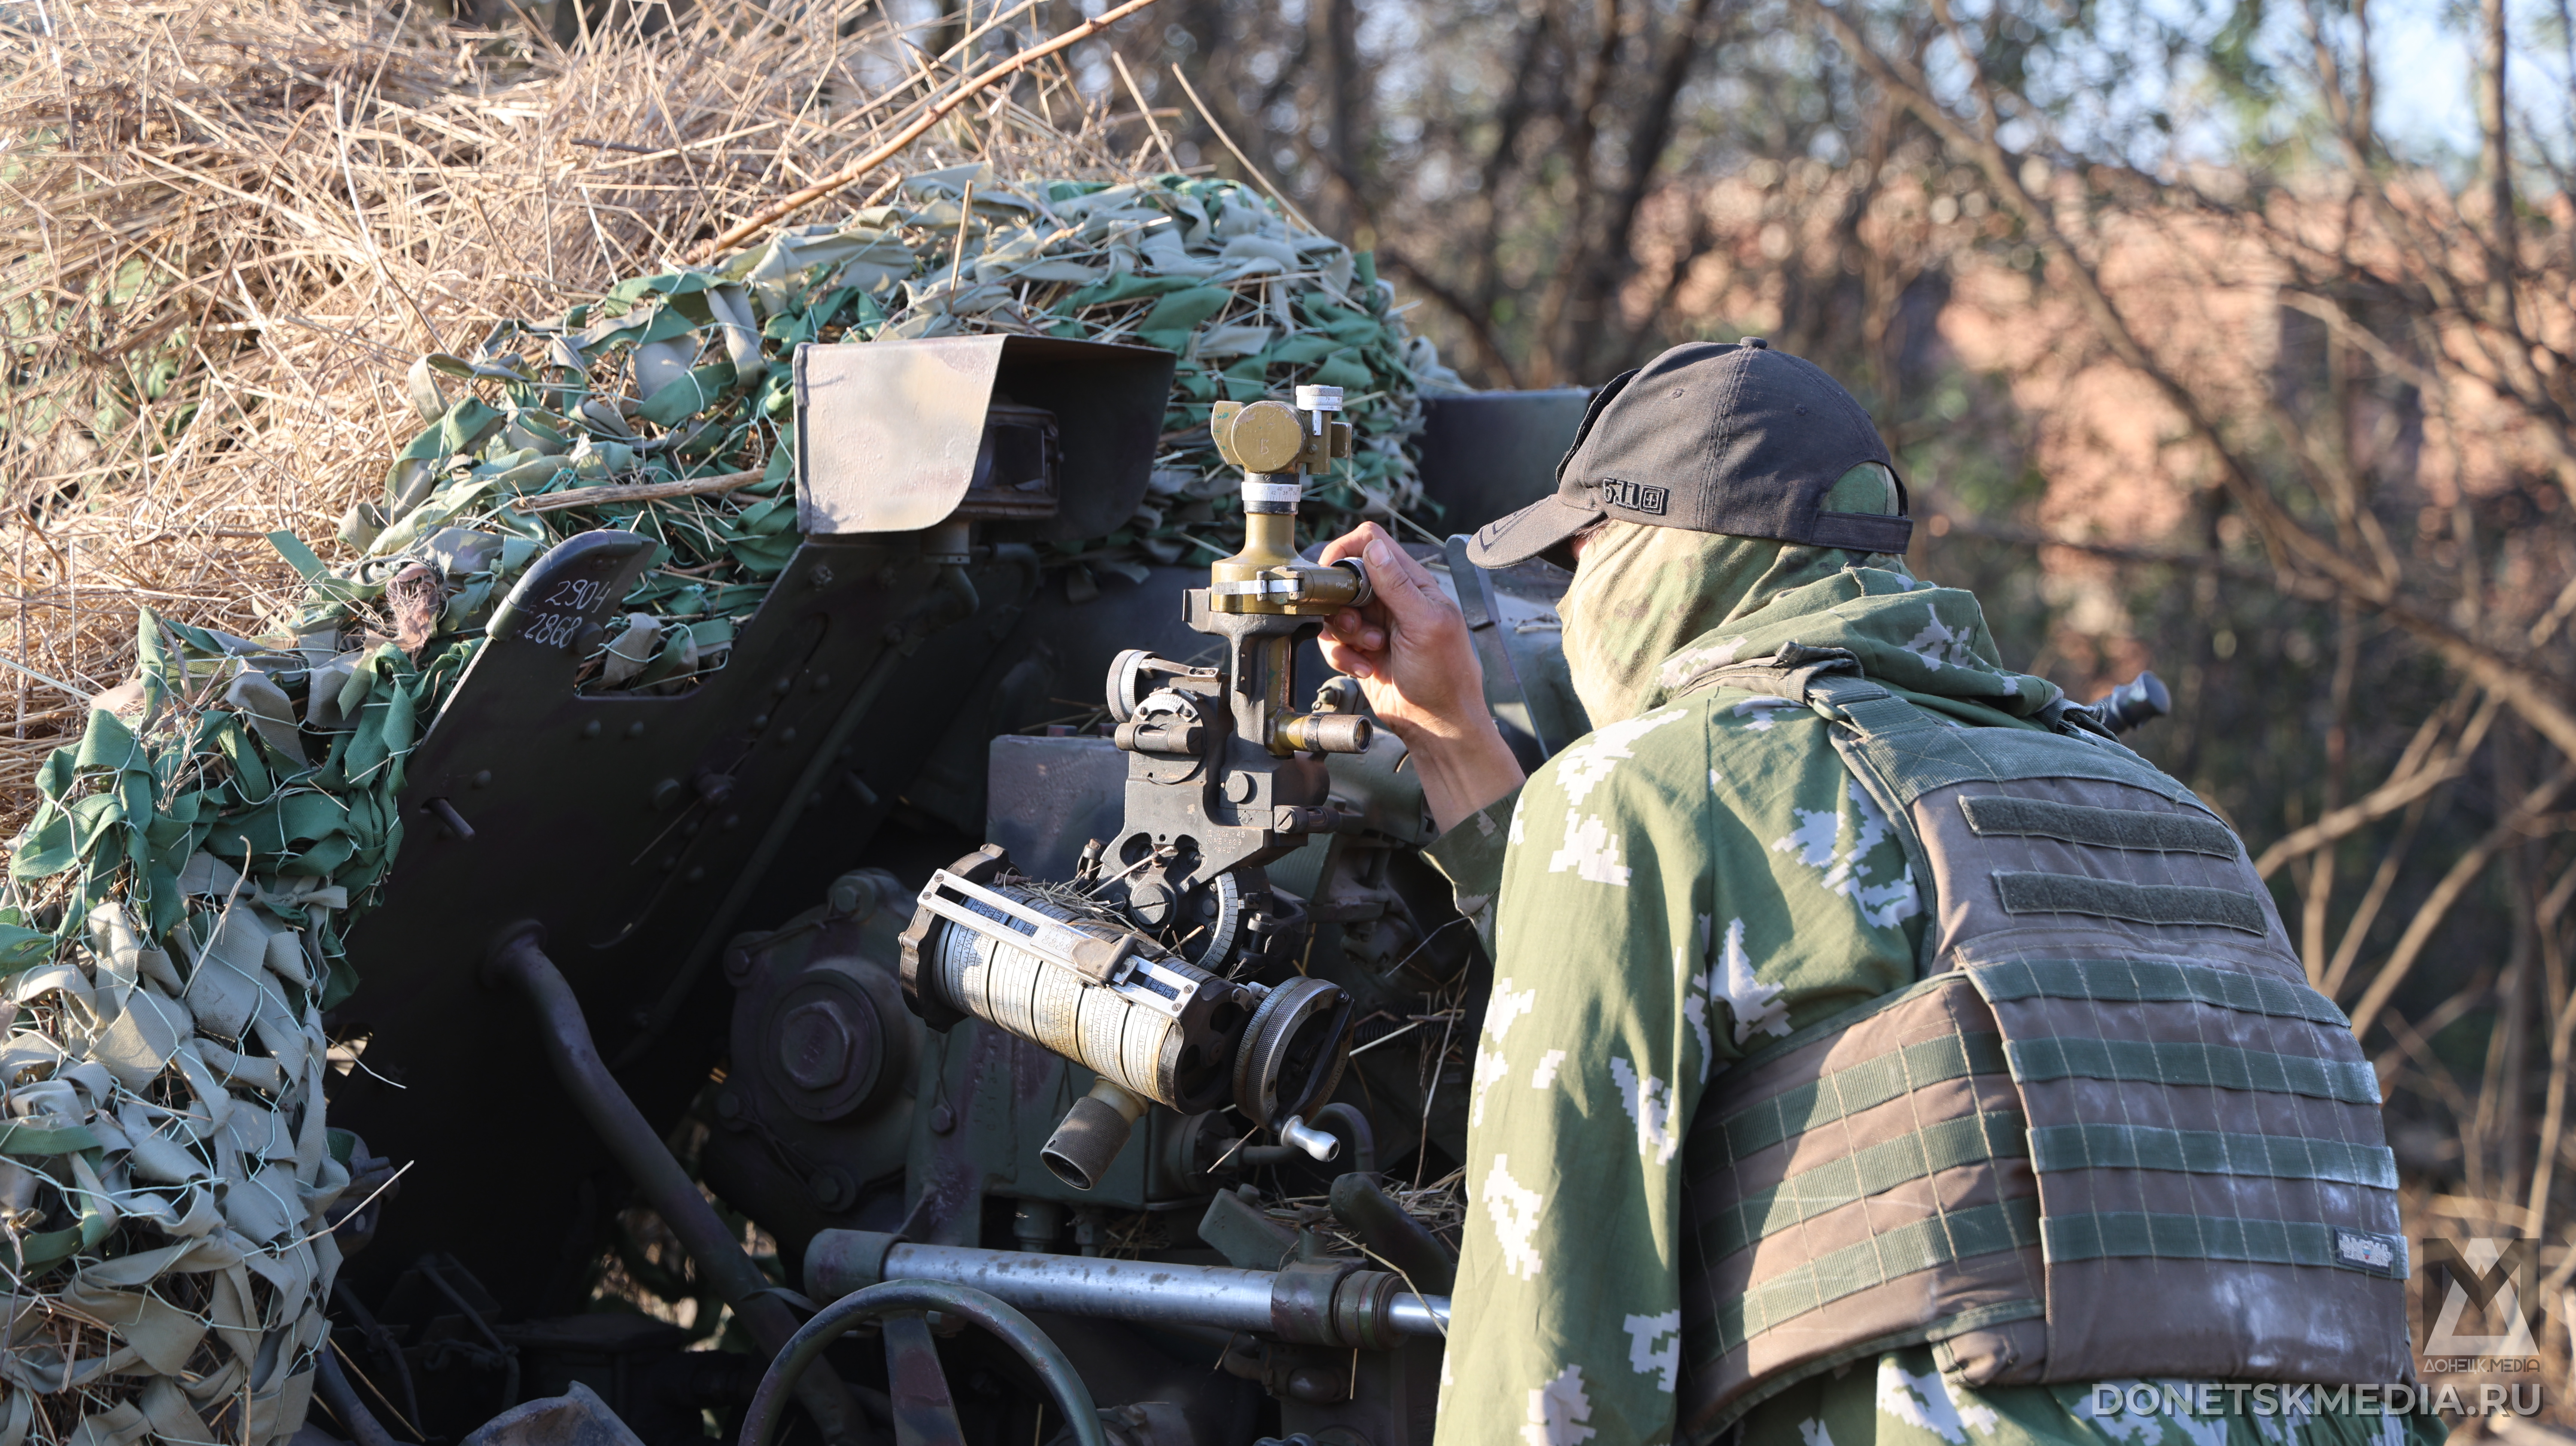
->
<box><xmin>319</xmin><ymin>338</ymin><xmax>1593</xmax><ymax>1446</ymax></box>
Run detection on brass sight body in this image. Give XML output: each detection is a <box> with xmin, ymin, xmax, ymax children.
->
<box><xmin>1206</xmin><ymin>515</ymin><xmax>1373</xmax><ymax>618</ymax></box>
<box><xmin>1211</xmin><ymin>399</ymin><xmax>1351</xmax><ymax>476</ymax></box>
<box><xmin>1207</xmin><ymin>398</ymin><xmax>1362</xmax><ymax>618</ymax></box>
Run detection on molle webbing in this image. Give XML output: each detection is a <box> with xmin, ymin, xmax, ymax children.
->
<box><xmin>1701</xmin><ymin>1110</ymin><xmax>2029</xmax><ymax>1260</ymax></box>
<box><xmin>1699</xmin><ymin>1029</ymin><xmax>2008</xmax><ymax>1164</ymax></box>
<box><xmin>2001</xmin><ymin>1035</ymin><xmax>2380</xmax><ymax>1104</ymax></box>
<box><xmin>1679</xmin><ymin>975</ymin><xmax>2045</xmax><ymax>1429</ymax></box>
<box><xmin>1676</xmin><ymin>652</ymin><xmax>2414</xmax><ymax>1442</ymax></box>
<box><xmin>2025</xmin><ymin>1123</ymin><xmax>2396</xmax><ymax>1188</ymax></box>
<box><xmin>1959</xmin><ymin>795</ymin><xmax>2239</xmax><ymax>857</ymax></box>
<box><xmin>2041</xmin><ymin>1213</ymin><xmax>2405</xmax><ymax>1276</ymax></box>
<box><xmin>1972</xmin><ymin>957</ymin><xmax>2352</xmax><ymax>1027</ymax></box>
<box><xmin>1716</xmin><ymin>1197</ymin><xmax>2043</xmax><ymax>1353</ymax></box>
<box><xmin>1959</xmin><ymin>948</ymin><xmax>2412</xmax><ymax>1386</ymax></box>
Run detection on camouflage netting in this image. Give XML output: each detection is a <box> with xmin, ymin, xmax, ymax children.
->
<box><xmin>1</xmin><ymin>620</ymin><xmax>397</xmax><ymax>1446</ymax></box>
<box><xmin>3</xmin><ymin>163</ymin><xmax>1456</xmax><ymax>1443</ymax></box>
<box><xmin>317</xmin><ymin>167</ymin><xmax>1458</xmax><ymax>692</ymax></box>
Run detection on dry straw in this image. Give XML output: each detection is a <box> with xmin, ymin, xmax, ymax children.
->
<box><xmin>0</xmin><ymin>0</ymin><xmax>1181</xmax><ymax>841</ymax></box>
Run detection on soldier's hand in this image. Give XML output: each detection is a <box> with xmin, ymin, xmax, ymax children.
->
<box><xmin>1318</xmin><ymin>523</ymin><xmax>1526</xmax><ymax>829</ymax></box>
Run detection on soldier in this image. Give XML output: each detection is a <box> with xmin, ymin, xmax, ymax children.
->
<box><xmin>1318</xmin><ymin>340</ymin><xmax>2434</xmax><ymax>1446</ymax></box>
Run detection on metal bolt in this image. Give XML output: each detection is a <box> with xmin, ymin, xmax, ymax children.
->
<box><xmin>811</xmin><ymin>564</ymin><xmax>836</xmax><ymax>589</ymax></box>
<box><xmin>751</xmin><ymin>713</ymin><xmax>770</xmax><ymax>729</ymax></box>
<box><xmin>650</xmin><ymin>778</ymin><xmax>682</xmax><ymax>809</ymax></box>
<box><xmin>778</xmin><ymin>1000</ymin><xmax>854</xmax><ymax>1089</ymax></box>
<box><xmin>1286</xmin><ymin>1367</ymin><xmax>1347</xmax><ymax>1404</ymax></box>
<box><xmin>581</xmin><ymin>720</ymin><xmax>601</xmax><ymax>739</ymax></box>
<box><xmin>626</xmin><ymin>721</ymin><xmax>646</xmax><ymax>739</ymax></box>
<box><xmin>425</xmin><ymin>798</ymin><xmax>476</xmax><ymax>841</ymax></box>
<box><xmin>827</xmin><ymin>873</ymin><xmax>880</xmax><ymax>917</ymax></box>
<box><xmin>720</xmin><ymin>814</ymin><xmax>740</xmax><ymax>832</ymax></box>
<box><xmin>684</xmin><ymin>866</ymin><xmax>706</xmax><ymax>884</ymax></box>
<box><xmin>1227</xmin><ymin>773</ymin><xmax>1258</xmax><ymax>803</ymax></box>
<box><xmin>774</xmin><ymin>676</ymin><xmax>793</xmax><ymax>696</ymax></box>
<box><xmin>779</xmin><ymin>726</ymin><xmax>798</xmax><ymax>744</ymax></box>
<box><xmin>472</xmin><ymin>770</ymin><xmax>492</xmax><ymax>789</ymax></box>
<box><xmin>809</xmin><ymin>1167</ymin><xmax>855</xmax><ymax>1211</ymax></box>
<box><xmin>1127</xmin><ymin>880</ymin><xmax>1176</xmax><ymax>927</ymax></box>
<box><xmin>929</xmin><ymin>1104</ymin><xmax>956</xmax><ymax>1135</ymax></box>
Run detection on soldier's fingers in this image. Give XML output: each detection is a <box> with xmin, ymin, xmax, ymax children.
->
<box><xmin>1323</xmin><ymin>609</ymin><xmax>1388</xmax><ymax>654</ymax></box>
<box><xmin>1318</xmin><ymin>635</ymin><xmax>1376</xmax><ymax>681</ymax></box>
<box><xmin>1317</xmin><ymin>522</ymin><xmax>1389</xmax><ymax>568</ymax></box>
<box><xmin>1361</xmin><ymin>536</ymin><xmax>1457</xmax><ymax>634</ymax></box>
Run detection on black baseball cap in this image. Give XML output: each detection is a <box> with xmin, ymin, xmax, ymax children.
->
<box><xmin>1465</xmin><ymin>339</ymin><xmax>1911</xmax><ymax>567</ymax></box>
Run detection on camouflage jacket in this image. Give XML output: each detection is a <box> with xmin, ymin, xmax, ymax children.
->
<box><xmin>1419</xmin><ymin>564</ymin><xmax>2438</xmax><ymax>1446</ymax></box>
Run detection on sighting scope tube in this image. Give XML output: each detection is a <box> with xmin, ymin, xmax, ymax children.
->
<box><xmin>899</xmin><ymin>848</ymin><xmax>1355</xmax><ymax>1188</ymax></box>
<box><xmin>804</xmin><ymin>1230</ymin><xmax>1449</xmax><ymax>1349</ymax></box>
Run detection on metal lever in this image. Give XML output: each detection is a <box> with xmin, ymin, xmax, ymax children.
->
<box><xmin>913</xmin><ymin>869</ymin><xmax>1156</xmax><ymax>986</ymax></box>
<box><xmin>1278</xmin><ymin>1115</ymin><xmax>1341</xmax><ymax>1162</ymax></box>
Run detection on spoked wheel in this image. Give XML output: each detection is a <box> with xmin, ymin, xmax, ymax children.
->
<box><xmin>742</xmin><ymin>1281</ymin><xmax>1107</xmax><ymax>1446</ymax></box>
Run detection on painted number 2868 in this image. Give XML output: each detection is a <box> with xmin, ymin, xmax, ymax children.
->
<box><xmin>518</xmin><ymin>611</ymin><xmax>586</xmax><ymax>649</ymax></box>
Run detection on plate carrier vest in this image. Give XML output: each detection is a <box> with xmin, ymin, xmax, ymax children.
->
<box><xmin>1671</xmin><ymin>648</ymin><xmax>2412</xmax><ymax>1439</ymax></box>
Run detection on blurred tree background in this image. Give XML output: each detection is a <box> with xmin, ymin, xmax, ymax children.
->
<box><xmin>1062</xmin><ymin>0</ymin><xmax>2576</xmax><ymax>1407</ymax></box>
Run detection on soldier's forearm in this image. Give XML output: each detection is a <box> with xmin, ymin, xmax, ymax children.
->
<box><xmin>1410</xmin><ymin>719</ymin><xmax>1526</xmax><ymax>834</ymax></box>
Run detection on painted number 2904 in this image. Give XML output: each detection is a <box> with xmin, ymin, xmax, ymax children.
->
<box><xmin>545</xmin><ymin>578</ymin><xmax>614</xmax><ymax>611</ymax></box>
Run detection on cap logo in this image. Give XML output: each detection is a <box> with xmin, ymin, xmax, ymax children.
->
<box><xmin>1601</xmin><ymin>477</ymin><xmax>1669</xmax><ymax>516</ymax></box>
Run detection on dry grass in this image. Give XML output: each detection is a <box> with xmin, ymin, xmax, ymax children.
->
<box><xmin>0</xmin><ymin>0</ymin><xmax>1163</xmax><ymax>839</ymax></box>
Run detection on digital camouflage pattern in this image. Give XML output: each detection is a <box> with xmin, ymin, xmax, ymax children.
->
<box><xmin>1424</xmin><ymin>526</ymin><xmax>2443</xmax><ymax>1446</ymax></box>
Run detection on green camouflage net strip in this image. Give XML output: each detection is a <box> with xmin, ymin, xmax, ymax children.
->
<box><xmin>0</xmin><ymin>167</ymin><xmax>1458</xmax><ymax>1443</ymax></box>
<box><xmin>312</xmin><ymin>168</ymin><xmax>1457</xmax><ymax>692</ymax></box>
<box><xmin>0</xmin><ymin>616</ymin><xmax>411</xmax><ymax>1446</ymax></box>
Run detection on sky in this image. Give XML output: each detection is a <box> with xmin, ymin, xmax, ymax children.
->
<box><xmin>2318</xmin><ymin>0</ymin><xmax>2572</xmax><ymax>165</ymax></box>
<box><xmin>2371</xmin><ymin>0</ymin><xmax>2481</xmax><ymax>155</ymax></box>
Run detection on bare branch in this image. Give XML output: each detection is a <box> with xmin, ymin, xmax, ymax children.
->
<box><xmin>2348</xmin><ymin>760</ymin><xmax>2576</xmax><ymax>1040</ymax></box>
<box><xmin>2253</xmin><ymin>743</ymin><xmax>2474</xmax><ymax>878</ymax></box>
<box><xmin>1803</xmin><ymin>0</ymin><xmax>2576</xmax><ymax>767</ymax></box>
